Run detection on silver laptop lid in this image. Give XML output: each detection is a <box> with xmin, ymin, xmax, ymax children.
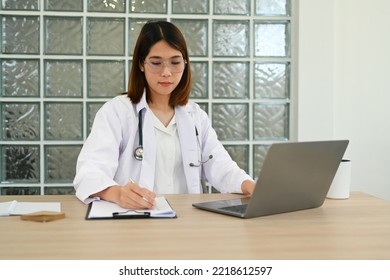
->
<box><xmin>192</xmin><ymin>140</ymin><xmax>349</xmax><ymax>218</ymax></box>
<box><xmin>244</xmin><ymin>140</ymin><xmax>349</xmax><ymax>218</ymax></box>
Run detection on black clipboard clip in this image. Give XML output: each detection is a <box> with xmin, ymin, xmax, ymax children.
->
<box><xmin>112</xmin><ymin>210</ymin><xmax>151</xmax><ymax>219</ymax></box>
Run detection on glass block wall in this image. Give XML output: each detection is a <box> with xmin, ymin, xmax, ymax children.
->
<box><xmin>0</xmin><ymin>0</ymin><xmax>294</xmax><ymax>195</ymax></box>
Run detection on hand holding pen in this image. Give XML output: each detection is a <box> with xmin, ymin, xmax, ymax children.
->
<box><xmin>119</xmin><ymin>178</ymin><xmax>156</xmax><ymax>209</ymax></box>
<box><xmin>89</xmin><ymin>178</ymin><xmax>156</xmax><ymax>209</ymax></box>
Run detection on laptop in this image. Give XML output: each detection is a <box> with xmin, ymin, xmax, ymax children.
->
<box><xmin>192</xmin><ymin>140</ymin><xmax>349</xmax><ymax>218</ymax></box>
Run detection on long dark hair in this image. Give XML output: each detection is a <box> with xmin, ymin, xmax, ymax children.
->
<box><xmin>127</xmin><ymin>21</ymin><xmax>192</xmax><ymax>106</ymax></box>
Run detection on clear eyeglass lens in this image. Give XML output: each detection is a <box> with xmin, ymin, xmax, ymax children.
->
<box><xmin>144</xmin><ymin>59</ymin><xmax>186</xmax><ymax>73</ymax></box>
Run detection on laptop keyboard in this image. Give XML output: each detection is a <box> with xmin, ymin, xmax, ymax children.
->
<box><xmin>220</xmin><ymin>204</ymin><xmax>248</xmax><ymax>214</ymax></box>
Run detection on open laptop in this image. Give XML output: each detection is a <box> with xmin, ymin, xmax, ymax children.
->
<box><xmin>192</xmin><ymin>140</ymin><xmax>349</xmax><ymax>218</ymax></box>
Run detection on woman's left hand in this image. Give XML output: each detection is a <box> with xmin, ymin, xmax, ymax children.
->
<box><xmin>241</xmin><ymin>180</ymin><xmax>256</xmax><ymax>195</ymax></box>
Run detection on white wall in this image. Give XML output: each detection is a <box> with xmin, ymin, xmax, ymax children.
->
<box><xmin>298</xmin><ymin>0</ymin><xmax>390</xmax><ymax>200</ymax></box>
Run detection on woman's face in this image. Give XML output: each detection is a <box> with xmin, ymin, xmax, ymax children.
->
<box><xmin>140</xmin><ymin>40</ymin><xmax>185</xmax><ymax>102</ymax></box>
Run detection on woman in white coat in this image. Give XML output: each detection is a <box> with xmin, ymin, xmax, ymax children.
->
<box><xmin>73</xmin><ymin>21</ymin><xmax>255</xmax><ymax>209</ymax></box>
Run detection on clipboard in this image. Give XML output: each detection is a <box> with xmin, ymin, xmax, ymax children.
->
<box><xmin>85</xmin><ymin>196</ymin><xmax>176</xmax><ymax>220</ymax></box>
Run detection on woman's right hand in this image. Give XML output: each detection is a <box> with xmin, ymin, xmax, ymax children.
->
<box><xmin>116</xmin><ymin>181</ymin><xmax>156</xmax><ymax>209</ymax></box>
<box><xmin>91</xmin><ymin>181</ymin><xmax>156</xmax><ymax>209</ymax></box>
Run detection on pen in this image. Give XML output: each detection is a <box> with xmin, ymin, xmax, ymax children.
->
<box><xmin>129</xmin><ymin>178</ymin><xmax>150</xmax><ymax>203</ymax></box>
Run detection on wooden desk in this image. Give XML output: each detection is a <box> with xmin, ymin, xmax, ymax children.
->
<box><xmin>1</xmin><ymin>192</ymin><xmax>389</xmax><ymax>260</ymax></box>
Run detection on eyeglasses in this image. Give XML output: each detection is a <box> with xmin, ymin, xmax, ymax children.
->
<box><xmin>143</xmin><ymin>58</ymin><xmax>187</xmax><ymax>74</ymax></box>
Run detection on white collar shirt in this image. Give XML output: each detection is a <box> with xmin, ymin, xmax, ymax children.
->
<box><xmin>151</xmin><ymin>111</ymin><xmax>188</xmax><ymax>194</ymax></box>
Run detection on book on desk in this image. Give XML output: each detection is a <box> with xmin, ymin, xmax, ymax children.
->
<box><xmin>86</xmin><ymin>196</ymin><xmax>176</xmax><ymax>219</ymax></box>
<box><xmin>0</xmin><ymin>200</ymin><xmax>64</xmax><ymax>222</ymax></box>
<box><xmin>0</xmin><ymin>200</ymin><xmax>61</xmax><ymax>216</ymax></box>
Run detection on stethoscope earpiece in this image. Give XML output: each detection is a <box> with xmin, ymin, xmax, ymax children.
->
<box><xmin>189</xmin><ymin>127</ymin><xmax>213</xmax><ymax>167</ymax></box>
<box><xmin>189</xmin><ymin>154</ymin><xmax>213</xmax><ymax>167</ymax></box>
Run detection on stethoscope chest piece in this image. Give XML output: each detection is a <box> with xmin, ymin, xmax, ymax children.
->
<box><xmin>134</xmin><ymin>146</ymin><xmax>143</xmax><ymax>161</ymax></box>
<box><xmin>133</xmin><ymin>110</ymin><xmax>144</xmax><ymax>161</ymax></box>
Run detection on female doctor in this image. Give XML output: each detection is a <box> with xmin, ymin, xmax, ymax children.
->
<box><xmin>73</xmin><ymin>21</ymin><xmax>255</xmax><ymax>209</ymax></box>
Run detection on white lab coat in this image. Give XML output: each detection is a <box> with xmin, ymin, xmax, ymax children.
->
<box><xmin>73</xmin><ymin>92</ymin><xmax>253</xmax><ymax>204</ymax></box>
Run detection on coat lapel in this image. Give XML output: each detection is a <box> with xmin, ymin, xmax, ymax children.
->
<box><xmin>175</xmin><ymin>106</ymin><xmax>202</xmax><ymax>193</ymax></box>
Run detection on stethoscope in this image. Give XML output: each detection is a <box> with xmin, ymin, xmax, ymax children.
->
<box><xmin>133</xmin><ymin>110</ymin><xmax>213</xmax><ymax>167</ymax></box>
<box><xmin>133</xmin><ymin>110</ymin><xmax>144</xmax><ymax>161</ymax></box>
<box><xmin>189</xmin><ymin>127</ymin><xmax>213</xmax><ymax>167</ymax></box>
